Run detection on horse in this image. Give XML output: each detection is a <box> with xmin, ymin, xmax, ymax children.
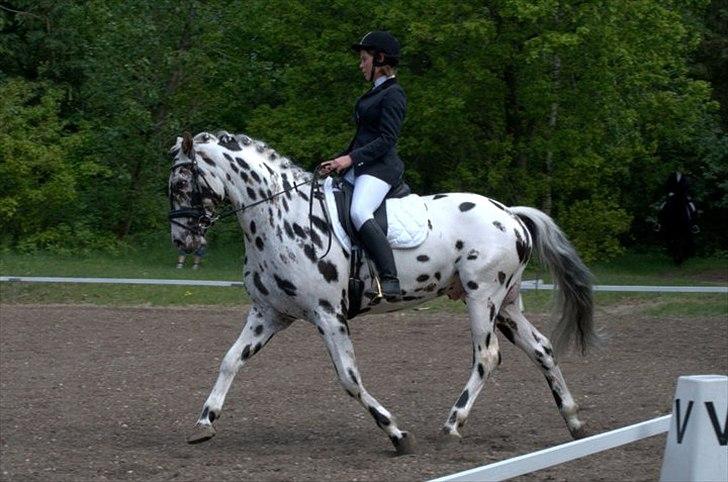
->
<box><xmin>168</xmin><ymin>131</ymin><xmax>601</xmax><ymax>455</ymax></box>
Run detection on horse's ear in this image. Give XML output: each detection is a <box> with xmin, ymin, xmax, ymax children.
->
<box><xmin>182</xmin><ymin>131</ymin><xmax>194</xmax><ymax>157</ymax></box>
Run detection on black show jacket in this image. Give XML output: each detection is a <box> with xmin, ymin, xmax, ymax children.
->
<box><xmin>342</xmin><ymin>77</ymin><xmax>407</xmax><ymax>186</ymax></box>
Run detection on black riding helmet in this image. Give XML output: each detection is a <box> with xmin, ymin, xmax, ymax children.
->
<box><xmin>351</xmin><ymin>31</ymin><xmax>400</xmax><ymax>67</ymax></box>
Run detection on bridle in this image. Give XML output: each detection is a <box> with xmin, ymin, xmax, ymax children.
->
<box><xmin>168</xmin><ymin>151</ymin><xmax>332</xmax><ymax>259</ymax></box>
<box><xmin>168</xmin><ymin>154</ymin><xmax>217</xmax><ymax>237</ymax></box>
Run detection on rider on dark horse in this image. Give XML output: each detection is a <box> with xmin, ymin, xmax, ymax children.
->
<box><xmin>319</xmin><ymin>31</ymin><xmax>406</xmax><ymax>300</ymax></box>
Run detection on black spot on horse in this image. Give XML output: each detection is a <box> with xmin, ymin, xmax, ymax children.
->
<box><xmin>347</xmin><ymin>369</ymin><xmax>359</xmax><ymax>386</ymax></box>
<box><xmin>551</xmin><ymin>389</ymin><xmax>563</xmax><ymax>409</ymax></box>
<box><xmin>235</xmin><ymin>157</ymin><xmax>250</xmax><ymax>170</ymax></box>
<box><xmin>201</xmin><ymin>406</ymin><xmax>209</xmax><ymax>420</ymax></box>
<box><xmin>514</xmin><ymin>229</ymin><xmax>530</xmax><ymax>263</ymax></box>
<box><xmin>308</xmin><ymin>228</ymin><xmax>323</xmax><ymax>249</ymax></box>
<box><xmin>498</xmin><ymin>271</ymin><xmax>506</xmax><ymax>284</ymax></box>
<box><xmin>219</xmin><ymin>137</ymin><xmax>242</xmax><ymax>151</ymax></box>
<box><xmin>253</xmin><ymin>272</ymin><xmax>269</xmax><ymax>295</ymax></box>
<box><xmin>255</xmin><ymin>237</ymin><xmax>264</xmax><ymax>251</ymax></box>
<box><xmin>274</xmin><ymin>274</ymin><xmax>297</xmax><ymax>296</ymax></box>
<box><xmin>263</xmin><ymin>163</ymin><xmax>275</xmax><ymax>175</ymax></box>
<box><xmin>428</xmin><ymin>219</ymin><xmax>433</xmax><ymax>230</ymax></box>
<box><xmin>434</xmin><ymin>272</ymin><xmax>441</xmax><ymax>280</ymax></box>
<box><xmin>485</xmin><ymin>332</ymin><xmax>491</xmax><ymax>348</ymax></box>
<box><xmin>208</xmin><ymin>410</ymin><xmax>217</xmax><ymax>423</ymax></box>
<box><xmin>455</xmin><ymin>389</ymin><xmax>469</xmax><ymax>408</ymax></box>
<box><xmin>416</xmin><ymin>274</ymin><xmax>430</xmax><ymax>283</ymax></box>
<box><xmin>200</xmin><ymin>154</ymin><xmax>216</xmax><ymax>167</ymax></box>
<box><xmin>467</xmin><ymin>281</ymin><xmax>478</xmax><ymax>290</ymax></box>
<box><xmin>241</xmin><ymin>344</ymin><xmax>251</xmax><ymax>360</ymax></box>
<box><xmin>368</xmin><ymin>406</ymin><xmax>391</xmax><ymax>427</ymax></box>
<box><xmin>226</xmin><ymin>173</ymin><xmax>232</xmax><ymax>181</ymax></box>
<box><xmin>283</xmin><ymin>221</ymin><xmax>295</xmax><ymax>239</ymax></box>
<box><xmin>303</xmin><ymin>244</ymin><xmax>317</xmax><ymax>262</ymax></box>
<box><xmin>459</xmin><ymin>202</ymin><xmax>475</xmax><ymax>212</ymax></box>
<box><xmin>254</xmin><ymin>325</ymin><xmax>263</xmax><ymax>336</ymax></box>
<box><xmin>317</xmin><ymin>260</ymin><xmax>338</xmax><ymax>282</ymax></box>
<box><xmin>317</xmin><ymin>326</ymin><xmax>325</xmax><ymax>335</ymax></box>
<box><xmin>246</xmin><ymin>187</ymin><xmax>257</xmax><ymax>200</ymax></box>
<box><xmin>467</xmin><ymin>252</ymin><xmax>478</xmax><ymax>260</ymax></box>
<box><xmin>292</xmin><ymin>223</ymin><xmax>306</xmax><ymax>239</ymax></box>
<box><xmin>455</xmin><ymin>240</ymin><xmax>464</xmax><ymax>250</ymax></box>
<box><xmin>497</xmin><ymin>323</ymin><xmax>515</xmax><ymax>345</ymax></box>
<box><xmin>448</xmin><ymin>412</ymin><xmax>458</xmax><ymax>425</ymax></box>
<box><xmin>319</xmin><ymin>299</ymin><xmax>334</xmax><ymax>314</ymax></box>
<box><xmin>250</xmin><ymin>170</ymin><xmax>261</xmax><ymax>183</ymax></box>
<box><xmin>310</xmin><ymin>215</ymin><xmax>329</xmax><ymax>234</ymax></box>
<box><xmin>489</xmin><ymin>303</ymin><xmax>495</xmax><ymax>321</ymax></box>
<box><xmin>416</xmin><ymin>255</ymin><xmax>430</xmax><ymax>262</ymax></box>
<box><xmin>433</xmin><ymin>194</ymin><xmax>448</xmax><ymax>200</ymax></box>
<box><xmin>477</xmin><ymin>363</ymin><xmax>485</xmax><ymax>378</ymax></box>
<box><xmin>240</xmin><ymin>171</ymin><xmax>249</xmax><ymax>183</ymax></box>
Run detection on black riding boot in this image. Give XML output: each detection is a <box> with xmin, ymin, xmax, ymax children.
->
<box><xmin>357</xmin><ymin>219</ymin><xmax>401</xmax><ymax>300</ymax></box>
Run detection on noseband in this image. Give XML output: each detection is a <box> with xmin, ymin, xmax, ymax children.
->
<box><xmin>169</xmin><ymin>153</ymin><xmax>217</xmax><ymax>237</ymax></box>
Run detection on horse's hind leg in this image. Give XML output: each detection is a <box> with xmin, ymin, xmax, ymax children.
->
<box><xmin>187</xmin><ymin>305</ymin><xmax>292</xmax><ymax>444</ymax></box>
<box><xmin>441</xmin><ymin>289</ymin><xmax>505</xmax><ymax>441</ymax></box>
<box><xmin>315</xmin><ymin>311</ymin><xmax>415</xmax><ymax>455</ymax></box>
<box><xmin>497</xmin><ymin>301</ymin><xmax>587</xmax><ymax>438</ymax></box>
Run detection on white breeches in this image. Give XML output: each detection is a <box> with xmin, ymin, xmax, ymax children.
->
<box><xmin>349</xmin><ymin>174</ymin><xmax>391</xmax><ymax>230</ymax></box>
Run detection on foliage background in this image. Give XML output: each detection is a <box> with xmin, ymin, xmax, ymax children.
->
<box><xmin>1</xmin><ymin>0</ymin><xmax>726</xmax><ymax>261</ymax></box>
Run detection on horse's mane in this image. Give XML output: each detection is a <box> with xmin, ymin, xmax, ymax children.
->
<box><xmin>186</xmin><ymin>130</ymin><xmax>312</xmax><ymax>181</ymax></box>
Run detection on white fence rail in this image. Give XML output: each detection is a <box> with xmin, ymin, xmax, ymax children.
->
<box><xmin>1</xmin><ymin>276</ymin><xmax>726</xmax><ymax>293</ymax></box>
<box><xmin>429</xmin><ymin>415</ymin><xmax>671</xmax><ymax>481</ymax></box>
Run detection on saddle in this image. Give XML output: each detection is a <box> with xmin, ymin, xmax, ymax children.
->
<box><xmin>332</xmin><ymin>177</ymin><xmax>412</xmax><ymax>245</ymax></box>
<box><xmin>320</xmin><ymin>177</ymin><xmax>428</xmax><ymax>319</ymax></box>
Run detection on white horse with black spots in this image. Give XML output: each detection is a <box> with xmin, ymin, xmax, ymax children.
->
<box><xmin>168</xmin><ymin>131</ymin><xmax>601</xmax><ymax>455</ymax></box>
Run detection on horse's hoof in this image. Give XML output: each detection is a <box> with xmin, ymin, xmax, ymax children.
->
<box><xmin>435</xmin><ymin>427</ymin><xmax>462</xmax><ymax>450</ymax></box>
<box><xmin>570</xmin><ymin>423</ymin><xmax>590</xmax><ymax>440</ymax></box>
<box><xmin>393</xmin><ymin>431</ymin><xmax>416</xmax><ymax>455</ymax></box>
<box><xmin>187</xmin><ymin>424</ymin><xmax>216</xmax><ymax>444</ymax></box>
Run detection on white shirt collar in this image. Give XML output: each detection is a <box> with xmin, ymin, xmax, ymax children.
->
<box><xmin>373</xmin><ymin>74</ymin><xmax>395</xmax><ymax>89</ymax></box>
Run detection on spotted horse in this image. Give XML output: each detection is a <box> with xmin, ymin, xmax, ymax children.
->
<box><xmin>169</xmin><ymin>131</ymin><xmax>602</xmax><ymax>455</ymax></box>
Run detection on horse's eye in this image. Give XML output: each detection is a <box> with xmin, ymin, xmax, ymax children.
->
<box><xmin>174</xmin><ymin>180</ymin><xmax>187</xmax><ymax>191</ymax></box>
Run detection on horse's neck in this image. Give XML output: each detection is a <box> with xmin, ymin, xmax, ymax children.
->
<box><xmin>203</xmin><ymin>147</ymin><xmax>313</xmax><ymax>243</ymax></box>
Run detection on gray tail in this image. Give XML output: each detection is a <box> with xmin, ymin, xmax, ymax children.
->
<box><xmin>511</xmin><ymin>206</ymin><xmax>602</xmax><ymax>355</ymax></box>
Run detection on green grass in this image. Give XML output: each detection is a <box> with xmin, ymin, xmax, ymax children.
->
<box><xmin>1</xmin><ymin>240</ymin><xmax>726</xmax><ymax>316</ymax></box>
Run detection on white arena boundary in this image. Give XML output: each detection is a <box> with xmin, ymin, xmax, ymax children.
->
<box><xmin>429</xmin><ymin>415</ymin><xmax>672</xmax><ymax>481</ymax></box>
<box><xmin>1</xmin><ymin>276</ymin><xmax>726</xmax><ymax>293</ymax></box>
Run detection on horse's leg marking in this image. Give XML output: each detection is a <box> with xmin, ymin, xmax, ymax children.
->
<box><xmin>497</xmin><ymin>301</ymin><xmax>585</xmax><ymax>437</ymax></box>
<box><xmin>195</xmin><ymin>306</ymin><xmax>291</xmax><ymax>427</ymax></box>
<box><xmin>315</xmin><ymin>311</ymin><xmax>411</xmax><ymax>451</ymax></box>
<box><xmin>442</xmin><ymin>288</ymin><xmax>504</xmax><ymax>438</ymax></box>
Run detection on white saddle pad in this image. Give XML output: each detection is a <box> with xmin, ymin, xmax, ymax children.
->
<box><xmin>322</xmin><ymin>177</ymin><xmax>430</xmax><ymax>252</ymax></box>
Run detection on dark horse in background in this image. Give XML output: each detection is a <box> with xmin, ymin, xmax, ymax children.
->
<box><xmin>658</xmin><ymin>172</ymin><xmax>699</xmax><ymax>265</ymax></box>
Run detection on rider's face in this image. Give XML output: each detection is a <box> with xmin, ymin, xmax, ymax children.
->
<box><xmin>359</xmin><ymin>50</ymin><xmax>374</xmax><ymax>81</ymax></box>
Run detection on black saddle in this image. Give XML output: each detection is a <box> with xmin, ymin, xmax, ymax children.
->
<box><xmin>332</xmin><ymin>178</ymin><xmax>411</xmax><ymax>245</ymax></box>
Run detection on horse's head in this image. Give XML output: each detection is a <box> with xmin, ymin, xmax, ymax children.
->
<box><xmin>168</xmin><ymin>132</ymin><xmax>222</xmax><ymax>253</ymax></box>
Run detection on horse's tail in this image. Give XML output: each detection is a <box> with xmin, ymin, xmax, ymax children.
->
<box><xmin>510</xmin><ymin>206</ymin><xmax>602</xmax><ymax>356</ymax></box>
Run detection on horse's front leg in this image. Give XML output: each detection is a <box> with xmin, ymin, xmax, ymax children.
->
<box><xmin>314</xmin><ymin>310</ymin><xmax>416</xmax><ymax>455</ymax></box>
<box><xmin>187</xmin><ymin>305</ymin><xmax>292</xmax><ymax>444</ymax></box>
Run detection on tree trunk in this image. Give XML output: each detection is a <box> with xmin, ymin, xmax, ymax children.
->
<box><xmin>116</xmin><ymin>2</ymin><xmax>196</xmax><ymax>239</ymax></box>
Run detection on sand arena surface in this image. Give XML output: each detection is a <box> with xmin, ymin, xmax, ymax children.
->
<box><xmin>1</xmin><ymin>303</ymin><xmax>726</xmax><ymax>481</ymax></box>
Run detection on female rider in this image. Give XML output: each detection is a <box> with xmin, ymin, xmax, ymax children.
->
<box><xmin>319</xmin><ymin>31</ymin><xmax>406</xmax><ymax>300</ymax></box>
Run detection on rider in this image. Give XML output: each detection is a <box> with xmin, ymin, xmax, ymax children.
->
<box><xmin>320</xmin><ymin>31</ymin><xmax>406</xmax><ymax>300</ymax></box>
